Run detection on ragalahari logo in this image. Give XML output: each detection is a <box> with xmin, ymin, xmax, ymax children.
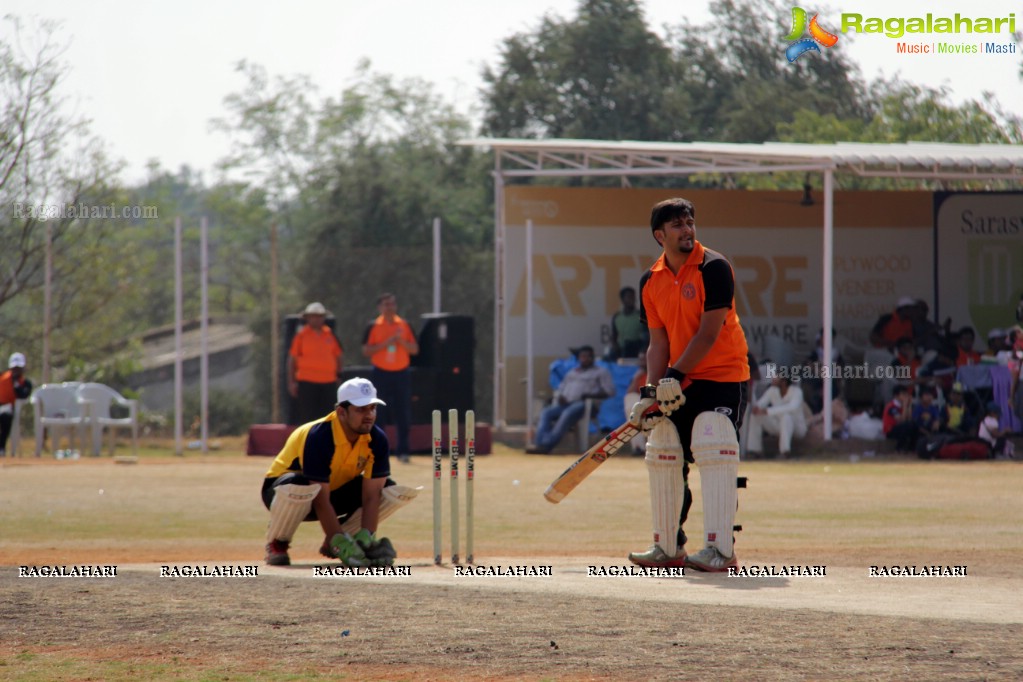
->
<box><xmin>784</xmin><ymin>7</ymin><xmax>839</xmax><ymax>61</ymax></box>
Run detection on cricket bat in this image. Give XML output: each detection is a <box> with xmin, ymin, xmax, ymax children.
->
<box><xmin>543</xmin><ymin>401</ymin><xmax>660</xmax><ymax>504</ymax></box>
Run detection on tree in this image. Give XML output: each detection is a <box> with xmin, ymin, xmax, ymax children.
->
<box><xmin>481</xmin><ymin>0</ymin><xmax>693</xmax><ymax>141</ymax></box>
<box><xmin>0</xmin><ymin>16</ymin><xmax>127</xmax><ymax>369</ymax></box>
<box><xmin>213</xmin><ymin>61</ymin><xmax>494</xmax><ymax>419</ymax></box>
<box><xmin>0</xmin><ymin>17</ymin><xmax>119</xmax><ymax>310</ymax></box>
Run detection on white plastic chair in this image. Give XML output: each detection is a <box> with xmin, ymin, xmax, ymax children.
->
<box><xmin>76</xmin><ymin>383</ymin><xmax>138</xmax><ymax>456</ymax></box>
<box><xmin>31</xmin><ymin>384</ymin><xmax>86</xmax><ymax>457</ymax></box>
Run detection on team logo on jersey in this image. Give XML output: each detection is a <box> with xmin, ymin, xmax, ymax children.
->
<box><xmin>681</xmin><ymin>283</ymin><xmax>696</xmax><ymax>300</ymax></box>
<box><xmin>714</xmin><ymin>407</ymin><xmax>733</xmax><ymax>416</ymax></box>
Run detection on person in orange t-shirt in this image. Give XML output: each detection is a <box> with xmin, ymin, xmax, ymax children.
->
<box><xmin>628</xmin><ymin>197</ymin><xmax>750</xmax><ymax>573</ymax></box>
<box><xmin>288</xmin><ymin>302</ymin><xmax>343</xmax><ymax>425</ymax></box>
<box><xmin>1</xmin><ymin>352</ymin><xmax>33</xmax><ymax>456</ymax></box>
<box><xmin>361</xmin><ymin>293</ymin><xmax>419</xmax><ymax>460</ymax></box>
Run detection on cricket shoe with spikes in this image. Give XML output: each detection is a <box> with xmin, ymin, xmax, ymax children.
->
<box><xmin>684</xmin><ymin>546</ymin><xmax>738</xmax><ymax>572</ymax></box>
<box><xmin>264</xmin><ymin>540</ymin><xmax>291</xmax><ymax>566</ymax></box>
<box><xmin>627</xmin><ymin>544</ymin><xmax>686</xmax><ymax>568</ymax></box>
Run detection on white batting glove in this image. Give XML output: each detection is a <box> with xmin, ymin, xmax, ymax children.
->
<box><xmin>628</xmin><ymin>389</ymin><xmax>663</xmax><ymax>434</ymax></box>
<box><xmin>656</xmin><ymin>369</ymin><xmax>686</xmax><ymax>416</ymax></box>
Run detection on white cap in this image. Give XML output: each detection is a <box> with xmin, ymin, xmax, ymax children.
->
<box><xmin>302</xmin><ymin>301</ymin><xmax>328</xmax><ymax>316</ymax></box>
<box><xmin>988</xmin><ymin>328</ymin><xmax>1005</xmax><ymax>340</ymax></box>
<box><xmin>336</xmin><ymin>377</ymin><xmax>385</xmax><ymax>407</ymax></box>
<box><xmin>896</xmin><ymin>296</ymin><xmax>916</xmax><ymax>308</ymax></box>
<box><xmin>8</xmin><ymin>352</ymin><xmax>26</xmax><ymax>368</ymax></box>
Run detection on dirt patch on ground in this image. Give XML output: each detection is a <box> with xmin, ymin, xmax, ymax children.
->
<box><xmin>2</xmin><ymin>452</ymin><xmax>1021</xmax><ymax>680</ymax></box>
<box><xmin>3</xmin><ymin>570</ymin><xmax>1022</xmax><ymax>681</ymax></box>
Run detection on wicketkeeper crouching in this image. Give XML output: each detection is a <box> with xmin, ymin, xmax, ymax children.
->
<box><xmin>261</xmin><ymin>377</ymin><xmax>419</xmax><ymax>567</ymax></box>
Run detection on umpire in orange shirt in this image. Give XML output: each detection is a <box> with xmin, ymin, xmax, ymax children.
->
<box><xmin>288</xmin><ymin>302</ymin><xmax>344</xmax><ymax>425</ymax></box>
<box><xmin>362</xmin><ymin>293</ymin><xmax>419</xmax><ymax>461</ymax></box>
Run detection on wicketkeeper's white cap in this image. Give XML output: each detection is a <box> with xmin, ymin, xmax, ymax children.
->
<box><xmin>336</xmin><ymin>377</ymin><xmax>386</xmax><ymax>407</ymax></box>
<box><xmin>8</xmin><ymin>352</ymin><xmax>26</xmax><ymax>368</ymax></box>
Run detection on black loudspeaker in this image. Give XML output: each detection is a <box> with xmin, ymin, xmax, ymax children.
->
<box><xmin>410</xmin><ymin>366</ymin><xmax>438</xmax><ymax>424</ymax></box>
<box><xmin>414</xmin><ymin>314</ymin><xmax>474</xmax><ymax>415</ymax></box>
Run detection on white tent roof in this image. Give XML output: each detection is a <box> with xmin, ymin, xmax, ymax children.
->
<box><xmin>460</xmin><ymin>138</ymin><xmax>1023</xmax><ymax>181</ymax></box>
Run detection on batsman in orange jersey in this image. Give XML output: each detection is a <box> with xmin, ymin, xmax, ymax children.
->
<box><xmin>627</xmin><ymin>198</ymin><xmax>750</xmax><ymax>572</ymax></box>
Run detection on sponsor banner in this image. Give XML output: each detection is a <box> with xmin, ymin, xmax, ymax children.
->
<box><xmin>934</xmin><ymin>192</ymin><xmax>1023</xmax><ymax>341</ymax></box>
<box><xmin>502</xmin><ymin>186</ymin><xmax>933</xmax><ymax>422</ymax></box>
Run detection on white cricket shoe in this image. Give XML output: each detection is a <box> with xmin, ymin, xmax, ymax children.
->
<box><xmin>627</xmin><ymin>544</ymin><xmax>686</xmax><ymax>568</ymax></box>
<box><xmin>684</xmin><ymin>546</ymin><xmax>737</xmax><ymax>572</ymax></box>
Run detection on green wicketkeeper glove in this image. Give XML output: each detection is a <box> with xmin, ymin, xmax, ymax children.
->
<box><xmin>353</xmin><ymin>528</ymin><xmax>397</xmax><ymax>567</ymax></box>
<box><xmin>329</xmin><ymin>532</ymin><xmax>370</xmax><ymax>567</ymax></box>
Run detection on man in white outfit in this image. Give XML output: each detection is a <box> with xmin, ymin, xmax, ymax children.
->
<box><xmin>746</xmin><ymin>375</ymin><xmax>807</xmax><ymax>458</ymax></box>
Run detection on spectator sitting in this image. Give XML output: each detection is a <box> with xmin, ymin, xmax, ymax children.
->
<box><xmin>912</xmin><ymin>386</ymin><xmax>946</xmax><ymax>440</ymax></box>
<box><xmin>954</xmin><ymin>326</ymin><xmax>981</xmax><ymax>367</ymax></box>
<box><xmin>912</xmin><ymin>299</ymin><xmax>948</xmax><ymax>353</ymax></box>
<box><xmin>917</xmin><ymin>339</ymin><xmax>958</xmax><ymax>396</ymax></box>
<box><xmin>607</xmin><ymin>286</ymin><xmax>647</xmax><ymax>361</ymax></box>
<box><xmin>846</xmin><ymin>405</ymin><xmax>885</xmax><ymax>441</ymax></box>
<box><xmin>981</xmin><ymin>328</ymin><xmax>1007</xmax><ymax>363</ymax></box>
<box><xmin>804</xmin><ymin>395</ymin><xmax>848</xmax><ymax>446</ymax></box>
<box><xmin>943</xmin><ymin>382</ymin><xmax>975</xmax><ymax>436</ymax></box>
<box><xmin>996</xmin><ymin>326</ymin><xmax>1021</xmax><ymax>367</ymax></box>
<box><xmin>527</xmin><ymin>345</ymin><xmax>615</xmax><ymax>454</ymax></box>
<box><xmin>978</xmin><ymin>401</ymin><xmax>1015</xmax><ymax>459</ymax></box>
<box><xmin>870</xmin><ymin>296</ymin><xmax>918</xmax><ymax>351</ymax></box>
<box><xmin>622</xmin><ymin>350</ymin><xmax>648</xmax><ymax>455</ymax></box>
<box><xmin>746</xmin><ymin>376</ymin><xmax>808</xmax><ymax>459</ymax></box>
<box><xmin>883</xmin><ymin>384</ymin><xmax>916</xmax><ymax>453</ymax></box>
<box><xmin>891</xmin><ymin>336</ymin><xmax>923</xmax><ymax>386</ymax></box>
<box><xmin>1</xmin><ymin>352</ymin><xmax>33</xmax><ymax>457</ymax></box>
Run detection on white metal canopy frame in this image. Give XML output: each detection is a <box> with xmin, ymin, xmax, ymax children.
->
<box><xmin>460</xmin><ymin>138</ymin><xmax>1023</xmax><ymax>437</ymax></box>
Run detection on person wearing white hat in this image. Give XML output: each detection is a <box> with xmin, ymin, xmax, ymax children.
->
<box><xmin>287</xmin><ymin>302</ymin><xmax>344</xmax><ymax>425</ymax></box>
<box><xmin>261</xmin><ymin>377</ymin><xmax>418</xmax><ymax>566</ymax></box>
<box><xmin>869</xmin><ymin>296</ymin><xmax>919</xmax><ymax>351</ymax></box>
<box><xmin>1</xmin><ymin>352</ymin><xmax>33</xmax><ymax>456</ymax></box>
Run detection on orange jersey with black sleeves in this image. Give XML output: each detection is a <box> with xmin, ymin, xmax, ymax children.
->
<box><xmin>289</xmin><ymin>326</ymin><xmax>342</xmax><ymax>383</ymax></box>
<box><xmin>363</xmin><ymin>315</ymin><xmax>416</xmax><ymax>371</ymax></box>
<box><xmin>639</xmin><ymin>240</ymin><xmax>750</xmax><ymax>383</ymax></box>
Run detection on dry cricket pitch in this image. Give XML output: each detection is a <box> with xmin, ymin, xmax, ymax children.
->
<box><xmin>2</xmin><ymin>447</ymin><xmax>1021</xmax><ymax>681</ymax></box>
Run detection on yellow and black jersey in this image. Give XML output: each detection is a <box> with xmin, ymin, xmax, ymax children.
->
<box><xmin>265</xmin><ymin>411</ymin><xmax>390</xmax><ymax>490</ymax></box>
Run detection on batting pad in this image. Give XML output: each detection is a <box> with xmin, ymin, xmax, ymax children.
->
<box><xmin>691</xmin><ymin>411</ymin><xmax>740</xmax><ymax>557</ymax></box>
<box><xmin>266</xmin><ymin>482</ymin><xmax>319</xmax><ymax>543</ymax></box>
<box><xmin>341</xmin><ymin>485</ymin><xmax>423</xmax><ymax>535</ymax></box>
<box><xmin>645</xmin><ymin>419</ymin><xmax>685</xmax><ymax>558</ymax></box>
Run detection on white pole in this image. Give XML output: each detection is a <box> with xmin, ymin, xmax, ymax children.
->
<box><xmin>200</xmin><ymin>216</ymin><xmax>209</xmax><ymax>453</ymax></box>
<box><xmin>493</xmin><ymin>173</ymin><xmax>505</xmax><ymax>428</ymax></box>
<box><xmin>525</xmin><ymin>219</ymin><xmax>534</xmax><ymax>436</ymax></box>
<box><xmin>174</xmin><ymin>217</ymin><xmax>183</xmax><ymax>456</ymax></box>
<box><xmin>433</xmin><ymin>217</ymin><xmax>441</xmax><ymax>314</ymax></box>
<box><xmin>822</xmin><ymin>169</ymin><xmax>835</xmax><ymax>441</ymax></box>
<box><xmin>270</xmin><ymin>222</ymin><xmax>280</xmax><ymax>424</ymax></box>
<box><xmin>42</xmin><ymin>222</ymin><xmax>52</xmax><ymax>384</ymax></box>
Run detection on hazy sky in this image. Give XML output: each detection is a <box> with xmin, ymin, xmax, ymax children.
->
<box><xmin>4</xmin><ymin>0</ymin><xmax>1021</xmax><ymax>184</ymax></box>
